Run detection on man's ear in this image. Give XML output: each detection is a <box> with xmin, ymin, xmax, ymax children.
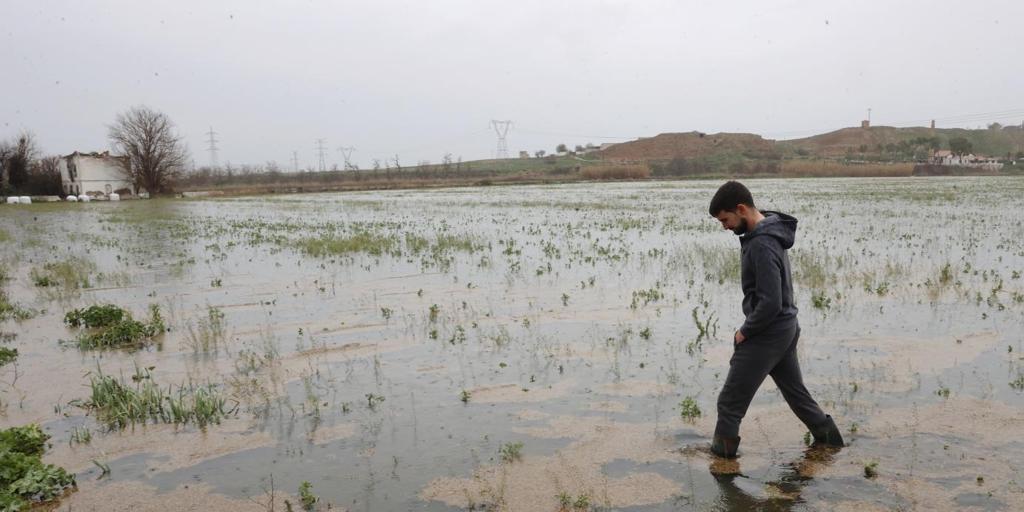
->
<box><xmin>735</xmin><ymin>204</ymin><xmax>749</xmax><ymax>216</ymax></box>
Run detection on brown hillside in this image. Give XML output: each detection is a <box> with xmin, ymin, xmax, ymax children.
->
<box><xmin>786</xmin><ymin>125</ymin><xmax>1024</xmax><ymax>157</ymax></box>
<box><xmin>785</xmin><ymin>126</ymin><xmax>936</xmax><ymax>157</ymax></box>
<box><xmin>598</xmin><ymin>132</ymin><xmax>775</xmax><ymax>161</ymax></box>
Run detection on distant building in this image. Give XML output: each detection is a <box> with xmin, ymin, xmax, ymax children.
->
<box><xmin>861</xmin><ymin>120</ymin><xmax>870</xmax><ymax>129</ymax></box>
<box><xmin>931</xmin><ymin>150</ymin><xmax>1003</xmax><ymax>170</ymax></box>
<box><xmin>519</xmin><ymin>151</ymin><xmax>530</xmax><ymax>159</ymax></box>
<box><xmin>57</xmin><ymin>151</ymin><xmax>138</xmax><ymax>196</ymax></box>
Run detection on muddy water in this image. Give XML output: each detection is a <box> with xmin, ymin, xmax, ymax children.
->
<box><xmin>1</xmin><ymin>177</ymin><xmax>1023</xmax><ymax>511</ymax></box>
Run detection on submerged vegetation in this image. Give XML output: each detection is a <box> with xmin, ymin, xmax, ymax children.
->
<box><xmin>2</xmin><ymin>178</ymin><xmax>1024</xmax><ymax>509</ymax></box>
<box><xmin>0</xmin><ymin>289</ymin><xmax>34</xmax><ymax>322</ymax></box>
<box><xmin>30</xmin><ymin>257</ymin><xmax>95</xmax><ymax>290</ymax></box>
<box><xmin>185</xmin><ymin>304</ymin><xmax>228</xmax><ymax>354</ymax></box>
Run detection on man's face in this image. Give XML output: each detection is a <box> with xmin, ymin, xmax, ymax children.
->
<box><xmin>714</xmin><ymin>210</ymin><xmax>748</xmax><ymax>235</ymax></box>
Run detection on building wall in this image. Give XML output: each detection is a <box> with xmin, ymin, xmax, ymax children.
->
<box><xmin>58</xmin><ymin>154</ymin><xmax>135</xmax><ymax>196</ymax></box>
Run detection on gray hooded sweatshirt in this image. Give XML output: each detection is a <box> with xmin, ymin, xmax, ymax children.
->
<box><xmin>738</xmin><ymin>210</ymin><xmax>799</xmax><ymax>338</ymax></box>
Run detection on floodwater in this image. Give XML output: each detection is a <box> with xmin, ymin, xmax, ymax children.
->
<box><xmin>1</xmin><ymin>177</ymin><xmax>1022</xmax><ymax>511</ymax></box>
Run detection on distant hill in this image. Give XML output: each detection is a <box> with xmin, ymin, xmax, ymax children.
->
<box><xmin>597</xmin><ymin>132</ymin><xmax>777</xmax><ymax>161</ymax></box>
<box><xmin>783</xmin><ymin>125</ymin><xmax>1024</xmax><ymax>159</ymax></box>
<box><xmin>598</xmin><ymin>125</ymin><xmax>1024</xmax><ymax>162</ymax></box>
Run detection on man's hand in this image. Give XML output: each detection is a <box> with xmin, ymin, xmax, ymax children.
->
<box><xmin>734</xmin><ymin>330</ymin><xmax>746</xmax><ymax>345</ymax></box>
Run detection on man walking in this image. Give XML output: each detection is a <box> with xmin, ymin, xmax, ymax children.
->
<box><xmin>707</xmin><ymin>181</ymin><xmax>844</xmax><ymax>458</ymax></box>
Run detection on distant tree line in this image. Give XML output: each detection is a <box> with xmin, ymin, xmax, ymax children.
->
<box><xmin>0</xmin><ymin>132</ymin><xmax>62</xmax><ymax>196</ymax></box>
<box><xmin>649</xmin><ymin>155</ymin><xmax>780</xmax><ymax>177</ymax></box>
<box><xmin>176</xmin><ymin>156</ymin><xmax>553</xmax><ymax>189</ymax></box>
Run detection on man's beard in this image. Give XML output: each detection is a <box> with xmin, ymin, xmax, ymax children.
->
<box><xmin>732</xmin><ymin>218</ymin><xmax>748</xmax><ymax>235</ymax></box>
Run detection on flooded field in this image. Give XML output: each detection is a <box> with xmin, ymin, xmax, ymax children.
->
<box><xmin>1</xmin><ymin>177</ymin><xmax>1023</xmax><ymax>511</ymax></box>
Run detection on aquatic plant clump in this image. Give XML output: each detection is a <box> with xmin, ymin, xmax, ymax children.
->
<box><xmin>0</xmin><ymin>347</ymin><xmax>17</xmax><ymax>367</ymax></box>
<box><xmin>64</xmin><ymin>304</ymin><xmax>166</xmax><ymax>349</ymax></box>
<box><xmin>0</xmin><ymin>424</ymin><xmax>76</xmax><ymax>510</ymax></box>
<box><xmin>82</xmin><ymin>368</ymin><xmax>235</xmax><ymax>430</ymax></box>
<box><xmin>64</xmin><ymin>304</ymin><xmax>127</xmax><ymax>328</ymax></box>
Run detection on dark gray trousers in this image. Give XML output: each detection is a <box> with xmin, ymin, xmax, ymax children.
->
<box><xmin>714</xmin><ymin>323</ymin><xmax>828</xmax><ymax>439</ymax></box>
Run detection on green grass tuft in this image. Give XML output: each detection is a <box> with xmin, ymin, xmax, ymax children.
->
<box><xmin>82</xmin><ymin>368</ymin><xmax>234</xmax><ymax>430</ymax></box>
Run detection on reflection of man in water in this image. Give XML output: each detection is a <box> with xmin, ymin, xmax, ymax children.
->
<box><xmin>707</xmin><ymin>181</ymin><xmax>844</xmax><ymax>458</ymax></box>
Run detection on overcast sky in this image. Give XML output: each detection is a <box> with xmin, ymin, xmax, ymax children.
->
<box><xmin>3</xmin><ymin>0</ymin><xmax>1022</xmax><ymax>170</ymax></box>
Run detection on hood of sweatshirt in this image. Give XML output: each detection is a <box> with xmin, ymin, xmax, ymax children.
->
<box><xmin>741</xmin><ymin>210</ymin><xmax>797</xmax><ymax>249</ymax></box>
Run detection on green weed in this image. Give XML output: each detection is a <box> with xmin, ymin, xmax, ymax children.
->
<box><xmin>29</xmin><ymin>257</ymin><xmax>95</xmax><ymax>290</ymax></box>
<box><xmin>1009</xmin><ymin>374</ymin><xmax>1024</xmax><ymax>391</ymax></box>
<box><xmin>298</xmin><ymin>481</ymin><xmax>318</xmax><ymax>511</ymax></box>
<box><xmin>0</xmin><ymin>290</ymin><xmax>35</xmax><ymax>322</ymax></box>
<box><xmin>630</xmin><ymin>287</ymin><xmax>664</xmax><ymax>309</ymax></box>
<box><xmin>0</xmin><ymin>347</ymin><xmax>16</xmax><ymax>367</ymax></box>
<box><xmin>69</xmin><ymin>426</ymin><xmax>92</xmax><ymax>446</ymax></box>
<box><xmin>811</xmin><ymin>291</ymin><xmax>832</xmax><ymax>310</ymax></box>
<box><xmin>64</xmin><ymin>304</ymin><xmax>127</xmax><ymax>328</ymax></box>
<box><xmin>691</xmin><ymin>307</ymin><xmax>718</xmax><ymax>341</ymax></box>
<box><xmin>573</xmin><ymin>494</ymin><xmax>591</xmax><ymax>510</ymax></box>
<box><xmin>299</xmin><ymin>232</ymin><xmax>398</xmax><ymax>257</ymax></box>
<box><xmin>679</xmin><ymin>396</ymin><xmax>701</xmax><ymax>423</ymax></box>
<box><xmin>863</xmin><ymin>461</ymin><xmax>879</xmax><ymax>478</ymax></box>
<box><xmin>91</xmin><ymin>459</ymin><xmax>111</xmax><ymax>478</ymax></box>
<box><xmin>499</xmin><ymin>441</ymin><xmax>524</xmax><ymax>463</ymax></box>
<box><xmin>365</xmin><ymin>393</ymin><xmax>385</xmax><ymax>410</ymax></box>
<box><xmin>185</xmin><ymin>305</ymin><xmax>228</xmax><ymax>354</ymax></box>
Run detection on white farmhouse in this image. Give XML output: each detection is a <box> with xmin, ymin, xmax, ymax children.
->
<box><xmin>57</xmin><ymin>151</ymin><xmax>140</xmax><ymax>196</ymax></box>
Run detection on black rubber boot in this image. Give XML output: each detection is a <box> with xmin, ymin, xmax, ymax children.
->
<box><xmin>711</xmin><ymin>435</ymin><xmax>741</xmax><ymax>458</ymax></box>
<box><xmin>810</xmin><ymin>415</ymin><xmax>845</xmax><ymax>447</ymax></box>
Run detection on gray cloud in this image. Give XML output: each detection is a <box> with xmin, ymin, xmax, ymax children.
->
<box><xmin>3</xmin><ymin>0</ymin><xmax>1022</xmax><ymax>169</ymax></box>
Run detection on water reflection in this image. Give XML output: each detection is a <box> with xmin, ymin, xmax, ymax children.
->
<box><xmin>709</xmin><ymin>445</ymin><xmax>841</xmax><ymax>511</ymax></box>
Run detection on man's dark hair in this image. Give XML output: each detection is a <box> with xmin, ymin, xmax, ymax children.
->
<box><xmin>708</xmin><ymin>181</ymin><xmax>755</xmax><ymax>216</ymax></box>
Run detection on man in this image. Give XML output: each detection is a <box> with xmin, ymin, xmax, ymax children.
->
<box><xmin>707</xmin><ymin>181</ymin><xmax>844</xmax><ymax>458</ymax></box>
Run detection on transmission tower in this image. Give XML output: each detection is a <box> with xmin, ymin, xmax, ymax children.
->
<box><xmin>337</xmin><ymin>146</ymin><xmax>356</xmax><ymax>170</ymax></box>
<box><xmin>491</xmin><ymin>120</ymin><xmax>512</xmax><ymax>159</ymax></box>
<box><xmin>314</xmin><ymin>139</ymin><xmax>328</xmax><ymax>172</ymax></box>
<box><xmin>291</xmin><ymin>150</ymin><xmax>299</xmax><ymax>172</ymax></box>
<box><xmin>206</xmin><ymin>127</ymin><xmax>219</xmax><ymax>168</ymax></box>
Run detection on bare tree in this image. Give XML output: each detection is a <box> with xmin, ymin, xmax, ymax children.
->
<box><xmin>0</xmin><ymin>131</ymin><xmax>38</xmax><ymax>193</ymax></box>
<box><xmin>108</xmin><ymin>106</ymin><xmax>188</xmax><ymax>195</ymax></box>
